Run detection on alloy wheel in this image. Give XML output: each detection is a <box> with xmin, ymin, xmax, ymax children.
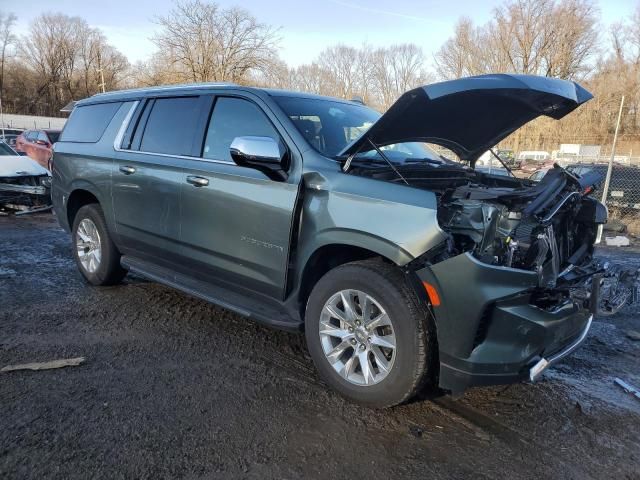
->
<box><xmin>76</xmin><ymin>218</ymin><xmax>102</xmax><ymax>273</ymax></box>
<box><xmin>319</xmin><ymin>289</ymin><xmax>396</xmax><ymax>386</ymax></box>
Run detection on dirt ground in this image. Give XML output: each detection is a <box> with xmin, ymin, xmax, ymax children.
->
<box><xmin>1</xmin><ymin>214</ymin><xmax>639</xmax><ymax>480</ymax></box>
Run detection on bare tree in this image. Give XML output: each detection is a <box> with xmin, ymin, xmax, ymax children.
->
<box><xmin>316</xmin><ymin>44</ymin><xmax>361</xmax><ymax>99</ymax></box>
<box><xmin>15</xmin><ymin>13</ymin><xmax>128</xmax><ymax>115</ymax></box>
<box><xmin>0</xmin><ymin>11</ymin><xmax>16</xmax><ymax>118</ymax></box>
<box><xmin>373</xmin><ymin>44</ymin><xmax>429</xmax><ymax>108</ymax></box>
<box><xmin>435</xmin><ymin>18</ymin><xmax>484</xmax><ymax>79</ymax></box>
<box><xmin>153</xmin><ymin>0</ymin><xmax>280</xmax><ymax>83</ymax></box>
<box><xmin>435</xmin><ymin>0</ymin><xmax>599</xmax><ymax>80</ymax></box>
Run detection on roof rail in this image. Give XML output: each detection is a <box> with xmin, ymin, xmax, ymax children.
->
<box><xmin>90</xmin><ymin>82</ymin><xmax>238</xmax><ymax>98</ymax></box>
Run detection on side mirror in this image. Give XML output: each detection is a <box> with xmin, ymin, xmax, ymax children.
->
<box><xmin>229</xmin><ymin>136</ymin><xmax>288</xmax><ymax>181</ymax></box>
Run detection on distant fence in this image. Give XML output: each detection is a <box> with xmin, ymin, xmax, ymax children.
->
<box><xmin>0</xmin><ymin>113</ymin><xmax>67</xmax><ymax>131</ymax></box>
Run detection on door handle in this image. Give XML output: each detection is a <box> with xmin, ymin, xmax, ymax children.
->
<box><xmin>186</xmin><ymin>175</ymin><xmax>209</xmax><ymax>187</ymax></box>
<box><xmin>119</xmin><ymin>165</ymin><xmax>136</xmax><ymax>175</ymax></box>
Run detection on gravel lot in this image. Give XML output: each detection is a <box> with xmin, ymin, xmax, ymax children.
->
<box><xmin>1</xmin><ymin>214</ymin><xmax>639</xmax><ymax>479</ymax></box>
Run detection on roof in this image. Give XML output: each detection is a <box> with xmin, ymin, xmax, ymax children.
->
<box><xmin>76</xmin><ymin>82</ymin><xmax>360</xmax><ymax>107</ymax></box>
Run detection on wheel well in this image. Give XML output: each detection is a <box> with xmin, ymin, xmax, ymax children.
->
<box><xmin>298</xmin><ymin>244</ymin><xmax>389</xmax><ymax>319</ymax></box>
<box><xmin>67</xmin><ymin>189</ymin><xmax>99</xmax><ymax>228</ymax></box>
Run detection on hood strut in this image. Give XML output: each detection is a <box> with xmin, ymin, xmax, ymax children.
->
<box><xmin>343</xmin><ymin>137</ymin><xmax>410</xmax><ymax>185</ymax></box>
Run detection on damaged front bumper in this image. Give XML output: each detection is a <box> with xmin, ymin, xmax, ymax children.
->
<box><xmin>415</xmin><ymin>252</ymin><xmax>640</xmax><ymax>395</ymax></box>
<box><xmin>0</xmin><ymin>177</ymin><xmax>52</xmax><ymax>215</ymax></box>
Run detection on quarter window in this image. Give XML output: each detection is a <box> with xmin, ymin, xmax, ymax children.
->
<box><xmin>203</xmin><ymin>97</ymin><xmax>280</xmax><ymax>162</ymax></box>
<box><xmin>140</xmin><ymin>97</ymin><xmax>201</xmax><ymax>156</ymax></box>
<box><xmin>60</xmin><ymin>102</ymin><xmax>121</xmax><ymax>143</ymax></box>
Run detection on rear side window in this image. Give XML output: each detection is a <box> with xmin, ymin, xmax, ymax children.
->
<box><xmin>203</xmin><ymin>97</ymin><xmax>279</xmax><ymax>162</ymax></box>
<box><xmin>140</xmin><ymin>97</ymin><xmax>201</xmax><ymax>156</ymax></box>
<box><xmin>60</xmin><ymin>102</ymin><xmax>122</xmax><ymax>143</ymax></box>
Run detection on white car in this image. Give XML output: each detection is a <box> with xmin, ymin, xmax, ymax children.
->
<box><xmin>0</xmin><ymin>141</ymin><xmax>52</xmax><ymax>214</ymax></box>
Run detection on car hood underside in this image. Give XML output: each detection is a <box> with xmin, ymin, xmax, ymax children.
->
<box><xmin>339</xmin><ymin>74</ymin><xmax>593</xmax><ymax>166</ymax></box>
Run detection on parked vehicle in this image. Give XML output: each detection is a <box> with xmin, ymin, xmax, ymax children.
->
<box><xmin>528</xmin><ymin>167</ymin><xmax>553</xmax><ymax>182</ymax></box>
<box><xmin>52</xmin><ymin>74</ymin><xmax>639</xmax><ymax>408</ymax></box>
<box><xmin>15</xmin><ymin>129</ymin><xmax>61</xmax><ymax>170</ymax></box>
<box><xmin>476</xmin><ymin>149</ymin><xmax>519</xmax><ymax>168</ymax></box>
<box><xmin>517</xmin><ymin>150</ymin><xmax>550</xmax><ymax>162</ymax></box>
<box><xmin>0</xmin><ymin>141</ymin><xmax>52</xmax><ymax>214</ymax></box>
<box><xmin>474</xmin><ymin>165</ymin><xmax>511</xmax><ymax>176</ymax></box>
<box><xmin>520</xmin><ymin>158</ymin><xmax>555</xmax><ymax>174</ymax></box>
<box><xmin>0</xmin><ymin>133</ymin><xmax>20</xmax><ymax>149</ymax></box>
<box><xmin>565</xmin><ymin>163</ymin><xmax>640</xmax><ymax>210</ymax></box>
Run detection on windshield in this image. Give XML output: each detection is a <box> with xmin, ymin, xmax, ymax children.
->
<box><xmin>0</xmin><ymin>141</ymin><xmax>16</xmax><ymax>156</ymax></box>
<box><xmin>274</xmin><ymin>96</ymin><xmax>443</xmax><ymax>164</ymax></box>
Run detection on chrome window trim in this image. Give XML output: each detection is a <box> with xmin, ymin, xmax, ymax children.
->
<box><xmin>113</xmin><ymin>101</ymin><xmax>140</xmax><ymax>151</ymax></box>
<box><xmin>112</xmin><ymin>99</ymin><xmax>235</xmax><ymax>166</ymax></box>
<box><xmin>117</xmin><ymin>148</ymin><xmax>235</xmax><ymax>166</ymax></box>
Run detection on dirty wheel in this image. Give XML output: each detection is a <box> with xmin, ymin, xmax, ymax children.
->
<box><xmin>72</xmin><ymin>203</ymin><xmax>127</xmax><ymax>286</ymax></box>
<box><xmin>305</xmin><ymin>258</ymin><xmax>436</xmax><ymax>408</ymax></box>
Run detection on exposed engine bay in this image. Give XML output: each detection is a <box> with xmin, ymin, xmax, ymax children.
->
<box><xmin>435</xmin><ymin>165</ymin><xmax>603</xmax><ymax>286</ymax></box>
<box><xmin>352</xmin><ymin>162</ymin><xmax>639</xmax><ymax>315</ymax></box>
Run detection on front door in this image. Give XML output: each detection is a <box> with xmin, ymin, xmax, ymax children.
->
<box><xmin>179</xmin><ymin>95</ymin><xmax>300</xmax><ymax>299</ymax></box>
<box><xmin>112</xmin><ymin>95</ymin><xmax>205</xmax><ymax>265</ymax></box>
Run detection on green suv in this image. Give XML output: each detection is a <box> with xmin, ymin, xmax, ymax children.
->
<box><xmin>52</xmin><ymin>74</ymin><xmax>635</xmax><ymax>408</ymax></box>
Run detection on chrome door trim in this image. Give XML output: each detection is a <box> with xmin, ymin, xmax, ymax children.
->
<box><xmin>113</xmin><ymin>101</ymin><xmax>140</xmax><ymax>151</ymax></box>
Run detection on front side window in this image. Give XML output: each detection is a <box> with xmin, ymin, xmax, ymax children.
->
<box><xmin>140</xmin><ymin>96</ymin><xmax>201</xmax><ymax>156</ymax></box>
<box><xmin>203</xmin><ymin>97</ymin><xmax>280</xmax><ymax>162</ymax></box>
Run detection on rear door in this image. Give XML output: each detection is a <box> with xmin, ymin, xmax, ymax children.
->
<box><xmin>179</xmin><ymin>93</ymin><xmax>300</xmax><ymax>299</ymax></box>
<box><xmin>112</xmin><ymin>95</ymin><xmax>207</xmax><ymax>266</ymax></box>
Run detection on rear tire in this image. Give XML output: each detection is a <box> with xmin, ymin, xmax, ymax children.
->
<box><xmin>305</xmin><ymin>258</ymin><xmax>436</xmax><ymax>408</ymax></box>
<box><xmin>72</xmin><ymin>203</ymin><xmax>127</xmax><ymax>286</ymax></box>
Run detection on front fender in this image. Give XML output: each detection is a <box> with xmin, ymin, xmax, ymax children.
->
<box><xmin>299</xmin><ymin>170</ymin><xmax>447</xmax><ymax>267</ymax></box>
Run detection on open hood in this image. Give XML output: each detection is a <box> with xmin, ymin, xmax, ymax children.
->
<box><xmin>339</xmin><ymin>74</ymin><xmax>592</xmax><ymax>166</ymax></box>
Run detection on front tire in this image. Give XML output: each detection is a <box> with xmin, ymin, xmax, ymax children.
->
<box><xmin>72</xmin><ymin>203</ymin><xmax>127</xmax><ymax>286</ymax></box>
<box><xmin>305</xmin><ymin>259</ymin><xmax>436</xmax><ymax>408</ymax></box>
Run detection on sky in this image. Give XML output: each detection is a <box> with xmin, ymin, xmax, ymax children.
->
<box><xmin>6</xmin><ymin>0</ymin><xmax>637</xmax><ymax>67</ymax></box>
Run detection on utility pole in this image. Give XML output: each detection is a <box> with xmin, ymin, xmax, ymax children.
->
<box><xmin>601</xmin><ymin>96</ymin><xmax>625</xmax><ymax>204</ymax></box>
<box><xmin>98</xmin><ymin>68</ymin><xmax>106</xmax><ymax>93</ymax></box>
<box><xmin>97</xmin><ymin>52</ymin><xmax>106</xmax><ymax>93</ymax></box>
<box><xmin>0</xmin><ymin>93</ymin><xmax>4</xmax><ymax>139</ymax></box>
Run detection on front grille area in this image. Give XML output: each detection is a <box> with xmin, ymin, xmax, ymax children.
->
<box><xmin>472</xmin><ymin>304</ymin><xmax>494</xmax><ymax>349</ymax></box>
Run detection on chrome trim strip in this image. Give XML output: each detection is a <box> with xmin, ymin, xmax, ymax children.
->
<box><xmin>113</xmin><ymin>101</ymin><xmax>139</xmax><ymax>151</ymax></box>
<box><xmin>529</xmin><ymin>314</ymin><xmax>593</xmax><ymax>382</ymax></box>
<box><xmin>115</xmin><ymin>148</ymin><xmax>235</xmax><ymax>166</ymax></box>
<box><xmin>542</xmin><ymin>191</ymin><xmax>580</xmax><ymax>223</ymax></box>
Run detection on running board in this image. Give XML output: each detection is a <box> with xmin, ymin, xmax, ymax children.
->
<box><xmin>121</xmin><ymin>256</ymin><xmax>303</xmax><ymax>332</ymax></box>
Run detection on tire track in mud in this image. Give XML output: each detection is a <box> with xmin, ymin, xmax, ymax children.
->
<box><xmin>431</xmin><ymin>396</ymin><xmax>599</xmax><ymax>480</ymax></box>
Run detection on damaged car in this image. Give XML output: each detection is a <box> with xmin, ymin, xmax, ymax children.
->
<box><xmin>51</xmin><ymin>74</ymin><xmax>639</xmax><ymax>408</ymax></box>
<box><xmin>0</xmin><ymin>141</ymin><xmax>51</xmax><ymax>215</ymax></box>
